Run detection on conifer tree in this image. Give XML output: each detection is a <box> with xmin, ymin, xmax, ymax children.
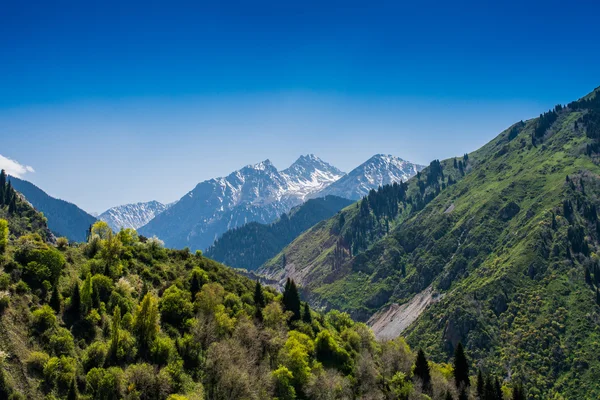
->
<box><xmin>458</xmin><ymin>389</ymin><xmax>468</xmax><ymax>400</ymax></box>
<box><xmin>190</xmin><ymin>270</ymin><xmax>202</xmax><ymax>301</ymax></box>
<box><xmin>414</xmin><ymin>349</ymin><xmax>431</xmax><ymax>393</ymax></box>
<box><xmin>50</xmin><ymin>284</ymin><xmax>61</xmax><ymax>312</ymax></box>
<box><xmin>70</xmin><ymin>281</ymin><xmax>81</xmax><ymax>318</ymax></box>
<box><xmin>81</xmin><ymin>273</ymin><xmax>93</xmax><ymax>314</ymax></box>
<box><xmin>494</xmin><ymin>378</ymin><xmax>502</xmax><ymax>400</ymax></box>
<box><xmin>67</xmin><ymin>377</ymin><xmax>78</xmax><ymax>400</ymax></box>
<box><xmin>282</xmin><ymin>278</ymin><xmax>301</xmax><ymax>321</ymax></box>
<box><xmin>585</xmin><ymin>267</ymin><xmax>592</xmax><ymax>285</ymax></box>
<box><xmin>453</xmin><ymin>342</ymin><xmax>470</xmax><ymax>389</ymax></box>
<box><xmin>8</xmin><ymin>193</ymin><xmax>16</xmax><ymax>214</ymax></box>
<box><xmin>445</xmin><ymin>390</ymin><xmax>454</xmax><ymax>400</ymax></box>
<box><xmin>477</xmin><ymin>369</ymin><xmax>484</xmax><ymax>399</ymax></box>
<box><xmin>302</xmin><ymin>302</ymin><xmax>312</xmax><ymax>324</ymax></box>
<box><xmin>109</xmin><ymin>306</ymin><xmax>121</xmax><ymax>363</ymax></box>
<box><xmin>254</xmin><ymin>280</ymin><xmax>265</xmax><ymax>322</ymax></box>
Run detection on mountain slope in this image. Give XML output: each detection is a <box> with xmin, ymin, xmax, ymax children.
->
<box><xmin>8</xmin><ymin>176</ymin><xmax>96</xmax><ymax>242</ymax></box>
<box><xmin>99</xmin><ymin>200</ymin><xmax>171</xmax><ymax>231</ymax></box>
<box><xmin>139</xmin><ymin>155</ymin><xmax>344</xmax><ymax>250</ymax></box>
<box><xmin>260</xmin><ymin>87</ymin><xmax>600</xmax><ymax>398</ymax></box>
<box><xmin>0</xmin><ymin>180</ymin><xmax>512</xmax><ymax>400</ymax></box>
<box><xmin>312</xmin><ymin>154</ymin><xmax>424</xmax><ymax>200</ymax></box>
<box><xmin>205</xmin><ymin>195</ymin><xmax>353</xmax><ymax>271</ymax></box>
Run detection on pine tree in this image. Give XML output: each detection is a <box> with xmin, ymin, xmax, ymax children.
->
<box><xmin>70</xmin><ymin>281</ymin><xmax>81</xmax><ymax>318</ymax></box>
<box><xmin>302</xmin><ymin>302</ymin><xmax>312</xmax><ymax>324</ymax></box>
<box><xmin>477</xmin><ymin>369</ymin><xmax>484</xmax><ymax>399</ymax></box>
<box><xmin>109</xmin><ymin>306</ymin><xmax>121</xmax><ymax>363</ymax></box>
<box><xmin>453</xmin><ymin>342</ymin><xmax>470</xmax><ymax>389</ymax></box>
<box><xmin>190</xmin><ymin>270</ymin><xmax>202</xmax><ymax>301</ymax></box>
<box><xmin>81</xmin><ymin>273</ymin><xmax>93</xmax><ymax>314</ymax></box>
<box><xmin>0</xmin><ymin>169</ymin><xmax>6</xmax><ymax>205</ymax></box>
<box><xmin>50</xmin><ymin>284</ymin><xmax>61</xmax><ymax>312</ymax></box>
<box><xmin>282</xmin><ymin>279</ymin><xmax>301</xmax><ymax>321</ymax></box>
<box><xmin>253</xmin><ymin>281</ymin><xmax>265</xmax><ymax>322</ymax></box>
<box><xmin>8</xmin><ymin>192</ymin><xmax>16</xmax><ymax>214</ymax></box>
<box><xmin>414</xmin><ymin>349</ymin><xmax>431</xmax><ymax>393</ymax></box>
<box><xmin>67</xmin><ymin>377</ymin><xmax>78</xmax><ymax>400</ymax></box>
<box><xmin>494</xmin><ymin>378</ymin><xmax>502</xmax><ymax>400</ymax></box>
<box><xmin>512</xmin><ymin>383</ymin><xmax>525</xmax><ymax>400</ymax></box>
<box><xmin>484</xmin><ymin>376</ymin><xmax>495</xmax><ymax>400</ymax></box>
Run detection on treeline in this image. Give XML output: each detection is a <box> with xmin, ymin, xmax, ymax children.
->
<box><xmin>206</xmin><ymin>196</ymin><xmax>352</xmax><ymax>270</ymax></box>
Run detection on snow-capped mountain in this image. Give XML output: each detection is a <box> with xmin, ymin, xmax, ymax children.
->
<box><xmin>138</xmin><ymin>155</ymin><xmax>344</xmax><ymax>250</ymax></box>
<box><xmin>99</xmin><ymin>200</ymin><xmax>172</xmax><ymax>231</ymax></box>
<box><xmin>311</xmin><ymin>154</ymin><xmax>425</xmax><ymax>200</ymax></box>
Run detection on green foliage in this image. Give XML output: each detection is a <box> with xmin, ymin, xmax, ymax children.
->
<box><xmin>1</xmin><ymin>191</ymin><xmax>523</xmax><ymax>399</ymax></box>
<box><xmin>159</xmin><ymin>285</ymin><xmax>194</xmax><ymax>329</ymax></box>
<box><xmin>0</xmin><ymin>218</ymin><xmax>8</xmax><ymax>253</ymax></box>
<box><xmin>133</xmin><ymin>293</ymin><xmax>160</xmax><ymax>353</ymax></box>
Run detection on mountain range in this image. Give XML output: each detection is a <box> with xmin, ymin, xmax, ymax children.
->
<box><xmin>139</xmin><ymin>154</ymin><xmax>422</xmax><ymax>250</ymax></box>
<box><xmin>8</xmin><ymin>176</ymin><xmax>96</xmax><ymax>242</ymax></box>
<box><xmin>311</xmin><ymin>154</ymin><xmax>424</xmax><ymax>200</ymax></box>
<box><xmin>98</xmin><ymin>200</ymin><xmax>172</xmax><ymax>231</ymax></box>
<box><xmin>258</xmin><ymin>86</ymin><xmax>600</xmax><ymax>397</ymax></box>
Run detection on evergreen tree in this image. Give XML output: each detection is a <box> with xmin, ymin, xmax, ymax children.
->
<box><xmin>458</xmin><ymin>389</ymin><xmax>468</xmax><ymax>400</ymax></box>
<box><xmin>302</xmin><ymin>302</ymin><xmax>312</xmax><ymax>324</ymax></box>
<box><xmin>494</xmin><ymin>378</ymin><xmax>502</xmax><ymax>400</ymax></box>
<box><xmin>81</xmin><ymin>273</ymin><xmax>93</xmax><ymax>314</ymax></box>
<box><xmin>453</xmin><ymin>342</ymin><xmax>470</xmax><ymax>389</ymax></box>
<box><xmin>67</xmin><ymin>377</ymin><xmax>78</xmax><ymax>400</ymax></box>
<box><xmin>414</xmin><ymin>349</ymin><xmax>431</xmax><ymax>393</ymax></box>
<box><xmin>477</xmin><ymin>369</ymin><xmax>484</xmax><ymax>399</ymax></box>
<box><xmin>282</xmin><ymin>278</ymin><xmax>301</xmax><ymax>321</ymax></box>
<box><xmin>253</xmin><ymin>280</ymin><xmax>265</xmax><ymax>322</ymax></box>
<box><xmin>70</xmin><ymin>281</ymin><xmax>81</xmax><ymax>317</ymax></box>
<box><xmin>0</xmin><ymin>169</ymin><xmax>6</xmax><ymax>205</ymax></box>
<box><xmin>512</xmin><ymin>383</ymin><xmax>525</xmax><ymax>400</ymax></box>
<box><xmin>8</xmin><ymin>192</ymin><xmax>16</xmax><ymax>214</ymax></box>
<box><xmin>190</xmin><ymin>270</ymin><xmax>202</xmax><ymax>301</ymax></box>
<box><xmin>109</xmin><ymin>306</ymin><xmax>121</xmax><ymax>363</ymax></box>
<box><xmin>484</xmin><ymin>376</ymin><xmax>495</xmax><ymax>400</ymax></box>
<box><xmin>50</xmin><ymin>284</ymin><xmax>61</xmax><ymax>312</ymax></box>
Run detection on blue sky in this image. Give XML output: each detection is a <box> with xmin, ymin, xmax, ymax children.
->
<box><xmin>1</xmin><ymin>0</ymin><xmax>599</xmax><ymax>212</ymax></box>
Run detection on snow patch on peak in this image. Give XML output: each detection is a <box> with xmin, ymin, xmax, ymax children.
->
<box><xmin>99</xmin><ymin>200</ymin><xmax>172</xmax><ymax>231</ymax></box>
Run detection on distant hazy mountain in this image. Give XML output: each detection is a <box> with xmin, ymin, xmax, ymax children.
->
<box><xmin>312</xmin><ymin>154</ymin><xmax>425</xmax><ymax>200</ymax></box>
<box><xmin>205</xmin><ymin>195</ymin><xmax>353</xmax><ymax>271</ymax></box>
<box><xmin>138</xmin><ymin>155</ymin><xmax>345</xmax><ymax>250</ymax></box>
<box><xmin>8</xmin><ymin>176</ymin><xmax>97</xmax><ymax>242</ymax></box>
<box><xmin>99</xmin><ymin>200</ymin><xmax>171</xmax><ymax>231</ymax></box>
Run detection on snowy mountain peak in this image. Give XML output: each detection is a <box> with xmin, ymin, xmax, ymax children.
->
<box><xmin>99</xmin><ymin>200</ymin><xmax>173</xmax><ymax>231</ymax></box>
<box><xmin>247</xmin><ymin>159</ymin><xmax>275</xmax><ymax>171</ymax></box>
<box><xmin>311</xmin><ymin>154</ymin><xmax>425</xmax><ymax>201</ymax></box>
<box><xmin>139</xmin><ymin>155</ymin><xmax>344</xmax><ymax>250</ymax></box>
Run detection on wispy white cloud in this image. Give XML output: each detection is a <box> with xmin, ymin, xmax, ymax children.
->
<box><xmin>0</xmin><ymin>154</ymin><xmax>35</xmax><ymax>178</ymax></box>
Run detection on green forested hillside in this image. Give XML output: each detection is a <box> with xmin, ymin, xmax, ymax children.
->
<box><xmin>260</xmin><ymin>87</ymin><xmax>600</xmax><ymax>398</ymax></box>
<box><xmin>0</xmin><ymin>175</ymin><xmax>515</xmax><ymax>400</ymax></box>
<box><xmin>205</xmin><ymin>196</ymin><xmax>352</xmax><ymax>271</ymax></box>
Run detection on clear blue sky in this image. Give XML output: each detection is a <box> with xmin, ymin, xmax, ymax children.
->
<box><xmin>1</xmin><ymin>0</ymin><xmax>598</xmax><ymax>213</ymax></box>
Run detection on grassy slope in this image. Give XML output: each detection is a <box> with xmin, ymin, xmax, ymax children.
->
<box><xmin>260</xmin><ymin>88</ymin><xmax>600</xmax><ymax>398</ymax></box>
